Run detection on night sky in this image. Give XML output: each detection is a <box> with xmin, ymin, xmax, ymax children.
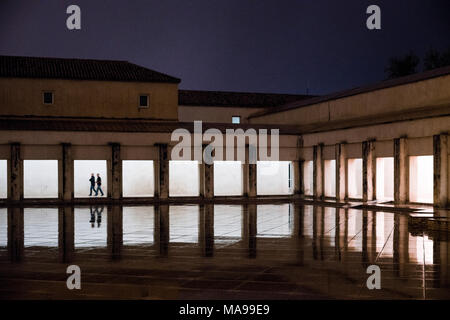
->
<box><xmin>0</xmin><ymin>0</ymin><xmax>449</xmax><ymax>95</ymax></box>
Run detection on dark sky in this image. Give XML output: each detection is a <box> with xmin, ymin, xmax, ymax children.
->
<box><xmin>0</xmin><ymin>0</ymin><xmax>449</xmax><ymax>95</ymax></box>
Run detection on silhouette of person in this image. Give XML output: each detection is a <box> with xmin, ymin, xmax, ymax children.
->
<box><xmin>89</xmin><ymin>206</ymin><xmax>95</xmax><ymax>228</ymax></box>
<box><xmin>95</xmin><ymin>206</ymin><xmax>103</xmax><ymax>227</ymax></box>
<box><xmin>96</xmin><ymin>173</ymin><xmax>104</xmax><ymax>196</ymax></box>
<box><xmin>89</xmin><ymin>173</ymin><xmax>96</xmax><ymax>196</ymax></box>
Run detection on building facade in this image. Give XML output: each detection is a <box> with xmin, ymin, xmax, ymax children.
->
<box><xmin>0</xmin><ymin>55</ymin><xmax>449</xmax><ymax>209</ymax></box>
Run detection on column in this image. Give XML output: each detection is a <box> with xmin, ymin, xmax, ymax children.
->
<box><xmin>107</xmin><ymin>205</ymin><xmax>123</xmax><ymax>259</ymax></box>
<box><xmin>9</xmin><ymin>143</ymin><xmax>23</xmax><ymax>201</ymax></box>
<box><xmin>335</xmin><ymin>143</ymin><xmax>347</xmax><ymax>201</ymax></box>
<box><xmin>394</xmin><ymin>137</ymin><xmax>408</xmax><ymax>204</ymax></box>
<box><xmin>154</xmin><ymin>144</ymin><xmax>169</xmax><ymax>200</ymax></box>
<box><xmin>154</xmin><ymin>204</ymin><xmax>169</xmax><ymax>257</ymax></box>
<box><xmin>293</xmin><ymin>160</ymin><xmax>303</xmax><ymax>195</ymax></box>
<box><xmin>362</xmin><ymin>140</ymin><xmax>375</xmax><ymax>202</ymax></box>
<box><xmin>199</xmin><ymin>204</ymin><xmax>214</xmax><ymax>257</ymax></box>
<box><xmin>200</xmin><ymin>145</ymin><xmax>214</xmax><ymax>198</ymax></box>
<box><xmin>58</xmin><ymin>207</ymin><xmax>74</xmax><ymax>263</ymax></box>
<box><xmin>243</xmin><ymin>145</ymin><xmax>257</xmax><ymax>197</ymax></box>
<box><xmin>313</xmin><ymin>144</ymin><xmax>323</xmax><ymax>199</ymax></box>
<box><xmin>7</xmin><ymin>207</ymin><xmax>24</xmax><ymax>261</ymax></box>
<box><xmin>433</xmin><ymin>134</ymin><xmax>448</xmax><ymax>208</ymax></box>
<box><xmin>110</xmin><ymin>143</ymin><xmax>122</xmax><ymax>200</ymax></box>
<box><xmin>60</xmin><ymin>143</ymin><xmax>74</xmax><ymax>201</ymax></box>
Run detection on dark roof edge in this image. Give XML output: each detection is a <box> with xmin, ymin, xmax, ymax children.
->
<box><xmin>248</xmin><ymin>65</ymin><xmax>450</xmax><ymax>119</ymax></box>
<box><xmin>0</xmin><ymin>55</ymin><xmax>181</xmax><ymax>84</ymax></box>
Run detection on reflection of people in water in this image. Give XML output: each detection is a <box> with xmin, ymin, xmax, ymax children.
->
<box><xmin>95</xmin><ymin>206</ymin><xmax>103</xmax><ymax>228</ymax></box>
<box><xmin>89</xmin><ymin>206</ymin><xmax>96</xmax><ymax>228</ymax></box>
<box><xmin>89</xmin><ymin>206</ymin><xmax>104</xmax><ymax>228</ymax></box>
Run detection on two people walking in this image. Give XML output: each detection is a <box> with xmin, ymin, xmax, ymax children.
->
<box><xmin>89</xmin><ymin>173</ymin><xmax>104</xmax><ymax>197</ymax></box>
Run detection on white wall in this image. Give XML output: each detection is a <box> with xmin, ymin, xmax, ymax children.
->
<box><xmin>409</xmin><ymin>156</ymin><xmax>433</xmax><ymax>203</ymax></box>
<box><xmin>169</xmin><ymin>161</ymin><xmax>199</xmax><ymax>197</ymax></box>
<box><xmin>74</xmin><ymin>160</ymin><xmax>107</xmax><ymax>198</ymax></box>
<box><xmin>0</xmin><ymin>160</ymin><xmax>6</xmax><ymax>198</ymax></box>
<box><xmin>303</xmin><ymin>160</ymin><xmax>314</xmax><ymax>196</ymax></box>
<box><xmin>324</xmin><ymin>160</ymin><xmax>336</xmax><ymax>197</ymax></box>
<box><xmin>214</xmin><ymin>161</ymin><xmax>242</xmax><ymax>196</ymax></box>
<box><xmin>376</xmin><ymin>157</ymin><xmax>394</xmax><ymax>201</ymax></box>
<box><xmin>347</xmin><ymin>158</ymin><xmax>362</xmax><ymax>199</ymax></box>
<box><xmin>23</xmin><ymin>160</ymin><xmax>58</xmax><ymax>198</ymax></box>
<box><xmin>257</xmin><ymin>161</ymin><xmax>292</xmax><ymax>195</ymax></box>
<box><xmin>122</xmin><ymin>161</ymin><xmax>154</xmax><ymax>197</ymax></box>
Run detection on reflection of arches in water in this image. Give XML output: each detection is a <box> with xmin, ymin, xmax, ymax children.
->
<box><xmin>410</xmin><ymin>234</ymin><xmax>434</xmax><ymax>265</ymax></box>
<box><xmin>169</xmin><ymin>205</ymin><xmax>199</xmax><ymax>243</ymax></box>
<box><xmin>75</xmin><ymin>207</ymin><xmax>107</xmax><ymax>247</ymax></box>
<box><xmin>0</xmin><ymin>208</ymin><xmax>7</xmax><ymax>247</ymax></box>
<box><xmin>122</xmin><ymin>206</ymin><xmax>154</xmax><ymax>245</ymax></box>
<box><xmin>257</xmin><ymin>204</ymin><xmax>293</xmax><ymax>238</ymax></box>
<box><xmin>213</xmin><ymin>205</ymin><xmax>241</xmax><ymax>246</ymax></box>
<box><xmin>24</xmin><ymin>208</ymin><xmax>58</xmax><ymax>247</ymax></box>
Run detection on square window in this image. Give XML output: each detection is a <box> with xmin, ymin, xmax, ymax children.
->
<box><xmin>232</xmin><ymin>116</ymin><xmax>240</xmax><ymax>124</ymax></box>
<box><xmin>43</xmin><ymin>91</ymin><xmax>53</xmax><ymax>104</ymax></box>
<box><xmin>139</xmin><ymin>94</ymin><xmax>149</xmax><ymax>108</ymax></box>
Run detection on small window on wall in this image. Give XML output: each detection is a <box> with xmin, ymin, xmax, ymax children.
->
<box><xmin>232</xmin><ymin>116</ymin><xmax>241</xmax><ymax>124</ymax></box>
<box><xmin>139</xmin><ymin>94</ymin><xmax>149</xmax><ymax>108</ymax></box>
<box><xmin>43</xmin><ymin>91</ymin><xmax>53</xmax><ymax>105</ymax></box>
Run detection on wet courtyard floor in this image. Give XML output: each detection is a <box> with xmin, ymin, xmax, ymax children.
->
<box><xmin>0</xmin><ymin>203</ymin><xmax>449</xmax><ymax>299</ymax></box>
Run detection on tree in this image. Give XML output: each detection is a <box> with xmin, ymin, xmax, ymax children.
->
<box><xmin>424</xmin><ymin>47</ymin><xmax>450</xmax><ymax>71</ymax></box>
<box><xmin>385</xmin><ymin>51</ymin><xmax>420</xmax><ymax>79</ymax></box>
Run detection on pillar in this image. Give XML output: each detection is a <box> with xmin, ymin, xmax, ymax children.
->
<box><xmin>243</xmin><ymin>145</ymin><xmax>257</xmax><ymax>197</ymax></box>
<box><xmin>293</xmin><ymin>160</ymin><xmax>303</xmax><ymax>195</ymax></box>
<box><xmin>362</xmin><ymin>140</ymin><xmax>376</xmax><ymax>202</ymax></box>
<box><xmin>110</xmin><ymin>143</ymin><xmax>122</xmax><ymax>200</ymax></box>
<box><xmin>7</xmin><ymin>207</ymin><xmax>24</xmax><ymax>262</ymax></box>
<box><xmin>154</xmin><ymin>204</ymin><xmax>169</xmax><ymax>257</ymax></box>
<box><xmin>335</xmin><ymin>143</ymin><xmax>346</xmax><ymax>201</ymax></box>
<box><xmin>199</xmin><ymin>204</ymin><xmax>214</xmax><ymax>257</ymax></box>
<box><xmin>154</xmin><ymin>144</ymin><xmax>169</xmax><ymax>199</ymax></box>
<box><xmin>200</xmin><ymin>145</ymin><xmax>214</xmax><ymax>198</ymax></box>
<box><xmin>313</xmin><ymin>144</ymin><xmax>323</xmax><ymax>199</ymax></box>
<box><xmin>107</xmin><ymin>205</ymin><xmax>123</xmax><ymax>259</ymax></box>
<box><xmin>58</xmin><ymin>207</ymin><xmax>74</xmax><ymax>263</ymax></box>
<box><xmin>394</xmin><ymin>137</ymin><xmax>408</xmax><ymax>204</ymax></box>
<box><xmin>60</xmin><ymin>143</ymin><xmax>74</xmax><ymax>201</ymax></box>
<box><xmin>9</xmin><ymin>143</ymin><xmax>22</xmax><ymax>201</ymax></box>
<box><xmin>433</xmin><ymin>134</ymin><xmax>448</xmax><ymax>208</ymax></box>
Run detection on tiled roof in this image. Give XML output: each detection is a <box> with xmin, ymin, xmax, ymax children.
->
<box><xmin>179</xmin><ymin>90</ymin><xmax>314</xmax><ymax>108</ymax></box>
<box><xmin>0</xmin><ymin>55</ymin><xmax>181</xmax><ymax>83</ymax></box>
<box><xmin>249</xmin><ymin>65</ymin><xmax>450</xmax><ymax>119</ymax></box>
